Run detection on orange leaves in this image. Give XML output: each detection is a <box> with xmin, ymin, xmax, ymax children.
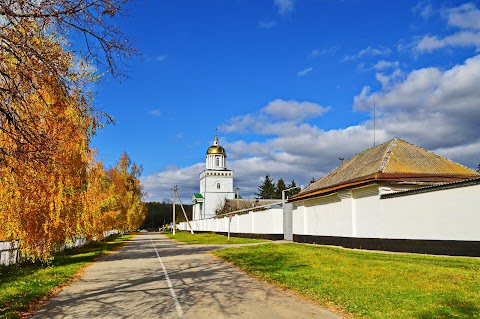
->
<box><xmin>80</xmin><ymin>153</ymin><xmax>145</xmax><ymax>241</ymax></box>
<box><xmin>0</xmin><ymin>1</ymin><xmax>142</xmax><ymax>261</ymax></box>
<box><xmin>0</xmin><ymin>26</ymin><xmax>143</xmax><ymax>262</ymax></box>
<box><xmin>0</xmin><ymin>147</ymin><xmax>145</xmax><ymax>260</ymax></box>
<box><xmin>105</xmin><ymin>152</ymin><xmax>146</xmax><ymax>231</ymax></box>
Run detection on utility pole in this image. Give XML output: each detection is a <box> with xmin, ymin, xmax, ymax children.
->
<box><xmin>172</xmin><ymin>186</ymin><xmax>176</xmax><ymax>235</ymax></box>
<box><xmin>373</xmin><ymin>97</ymin><xmax>376</xmax><ymax>147</ymax></box>
<box><xmin>173</xmin><ymin>186</ymin><xmax>195</xmax><ymax>234</ymax></box>
<box><xmin>236</xmin><ymin>187</ymin><xmax>240</xmax><ymax>209</ymax></box>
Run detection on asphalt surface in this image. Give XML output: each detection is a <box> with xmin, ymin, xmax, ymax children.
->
<box><xmin>31</xmin><ymin>233</ymin><xmax>342</xmax><ymax>319</ymax></box>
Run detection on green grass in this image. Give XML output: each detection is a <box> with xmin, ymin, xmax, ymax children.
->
<box><xmin>165</xmin><ymin>230</ymin><xmax>269</xmax><ymax>245</ymax></box>
<box><xmin>212</xmin><ymin>243</ymin><xmax>480</xmax><ymax>319</ymax></box>
<box><xmin>0</xmin><ymin>234</ymin><xmax>132</xmax><ymax>319</ymax></box>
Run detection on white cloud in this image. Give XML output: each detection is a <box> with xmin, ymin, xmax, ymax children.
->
<box><xmin>220</xmin><ymin>114</ymin><xmax>264</xmax><ymax>134</ymax></box>
<box><xmin>416</xmin><ymin>31</ymin><xmax>480</xmax><ymax>52</ymax></box>
<box><xmin>309</xmin><ymin>46</ymin><xmax>339</xmax><ymax>58</ymax></box>
<box><xmin>374</xmin><ymin>60</ymin><xmax>400</xmax><ymax>70</ymax></box>
<box><xmin>149</xmin><ymin>109</ymin><xmax>162</xmax><ymax>117</ymax></box>
<box><xmin>259</xmin><ymin>20</ymin><xmax>277</xmax><ymax>29</ymax></box>
<box><xmin>297</xmin><ymin>67</ymin><xmax>313</xmax><ymax>77</ymax></box>
<box><xmin>141</xmin><ymin>163</ymin><xmax>204</xmax><ymax>202</ymax></box>
<box><xmin>413</xmin><ymin>3</ymin><xmax>480</xmax><ymax>53</ymax></box>
<box><xmin>354</xmin><ymin>54</ymin><xmax>480</xmax><ymax>152</ymax></box>
<box><xmin>261</xmin><ymin>99</ymin><xmax>330</xmax><ymax>121</ymax></box>
<box><xmin>375</xmin><ymin>69</ymin><xmax>403</xmax><ymax>88</ymax></box>
<box><xmin>310</xmin><ymin>49</ymin><xmax>326</xmax><ymax>57</ymax></box>
<box><xmin>219</xmin><ymin>99</ymin><xmax>330</xmax><ymax>136</ymax></box>
<box><xmin>447</xmin><ymin>3</ymin><xmax>480</xmax><ymax>30</ymax></box>
<box><xmin>274</xmin><ymin>0</ymin><xmax>295</xmax><ymax>16</ymax></box>
<box><xmin>343</xmin><ymin>46</ymin><xmax>391</xmax><ymax>62</ymax></box>
<box><xmin>413</xmin><ymin>0</ymin><xmax>433</xmax><ymax>20</ymax></box>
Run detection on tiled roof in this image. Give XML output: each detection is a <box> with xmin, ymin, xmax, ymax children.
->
<box><xmin>292</xmin><ymin>138</ymin><xmax>480</xmax><ymax>201</ymax></box>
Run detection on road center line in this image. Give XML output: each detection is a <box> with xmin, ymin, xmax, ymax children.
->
<box><xmin>150</xmin><ymin>235</ymin><xmax>184</xmax><ymax>317</ymax></box>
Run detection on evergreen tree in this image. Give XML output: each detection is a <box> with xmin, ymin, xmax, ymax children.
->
<box><xmin>275</xmin><ymin>178</ymin><xmax>287</xmax><ymax>199</ymax></box>
<box><xmin>286</xmin><ymin>180</ymin><xmax>300</xmax><ymax>197</ymax></box>
<box><xmin>309</xmin><ymin>177</ymin><xmax>316</xmax><ymax>185</ymax></box>
<box><xmin>256</xmin><ymin>174</ymin><xmax>276</xmax><ymax>199</ymax></box>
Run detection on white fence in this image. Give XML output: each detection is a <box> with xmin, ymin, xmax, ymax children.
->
<box><xmin>178</xmin><ymin>207</ymin><xmax>284</xmax><ymax>236</ymax></box>
<box><xmin>0</xmin><ymin>230</ymin><xmax>121</xmax><ymax>266</ymax></box>
<box><xmin>177</xmin><ymin>181</ymin><xmax>480</xmax><ymax>256</ymax></box>
<box><xmin>293</xmin><ymin>183</ymin><xmax>480</xmax><ymax>242</ymax></box>
<box><xmin>0</xmin><ymin>241</ymin><xmax>19</xmax><ymax>266</ymax></box>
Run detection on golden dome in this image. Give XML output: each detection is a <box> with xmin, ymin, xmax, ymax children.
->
<box><xmin>206</xmin><ymin>145</ymin><xmax>226</xmax><ymax>155</ymax></box>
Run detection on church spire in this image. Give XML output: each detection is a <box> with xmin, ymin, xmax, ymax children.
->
<box><xmin>213</xmin><ymin>130</ymin><xmax>219</xmax><ymax>146</ymax></box>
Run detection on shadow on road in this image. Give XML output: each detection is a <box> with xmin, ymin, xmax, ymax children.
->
<box><xmin>31</xmin><ymin>233</ymin><xmax>340</xmax><ymax>319</ymax></box>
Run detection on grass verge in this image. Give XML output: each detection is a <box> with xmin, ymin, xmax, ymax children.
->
<box><xmin>0</xmin><ymin>234</ymin><xmax>133</xmax><ymax>319</ymax></box>
<box><xmin>165</xmin><ymin>230</ymin><xmax>269</xmax><ymax>245</ymax></box>
<box><xmin>212</xmin><ymin>243</ymin><xmax>480</xmax><ymax>319</ymax></box>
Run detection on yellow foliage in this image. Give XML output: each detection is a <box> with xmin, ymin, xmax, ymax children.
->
<box><xmin>0</xmin><ymin>17</ymin><xmax>144</xmax><ymax>261</ymax></box>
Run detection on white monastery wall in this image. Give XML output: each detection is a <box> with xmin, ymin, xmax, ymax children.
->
<box><xmin>179</xmin><ymin>208</ymin><xmax>283</xmax><ymax>235</ymax></box>
<box><xmin>380</xmin><ymin>184</ymin><xmax>480</xmax><ymax>241</ymax></box>
<box><xmin>292</xmin><ymin>183</ymin><xmax>480</xmax><ymax>241</ymax></box>
<box><xmin>183</xmin><ymin>182</ymin><xmax>480</xmax><ymax>243</ymax></box>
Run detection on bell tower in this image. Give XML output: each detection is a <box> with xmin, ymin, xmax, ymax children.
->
<box><xmin>205</xmin><ymin>135</ymin><xmax>227</xmax><ymax>170</ymax></box>
<box><xmin>192</xmin><ymin>134</ymin><xmax>235</xmax><ymax>219</ymax></box>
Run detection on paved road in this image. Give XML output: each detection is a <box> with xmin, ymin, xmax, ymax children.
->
<box><xmin>32</xmin><ymin>233</ymin><xmax>341</xmax><ymax>319</ymax></box>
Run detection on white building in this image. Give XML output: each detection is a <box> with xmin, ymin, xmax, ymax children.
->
<box><xmin>289</xmin><ymin>138</ymin><xmax>480</xmax><ymax>255</ymax></box>
<box><xmin>192</xmin><ymin>135</ymin><xmax>235</xmax><ymax>219</ymax></box>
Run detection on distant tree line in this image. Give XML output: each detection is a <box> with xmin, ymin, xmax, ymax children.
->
<box><xmin>141</xmin><ymin>200</ymin><xmax>193</xmax><ymax>230</ymax></box>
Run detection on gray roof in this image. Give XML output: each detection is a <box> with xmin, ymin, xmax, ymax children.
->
<box><xmin>292</xmin><ymin>138</ymin><xmax>480</xmax><ymax>201</ymax></box>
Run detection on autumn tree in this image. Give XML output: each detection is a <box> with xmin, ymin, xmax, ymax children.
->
<box><xmin>0</xmin><ymin>0</ymin><xmax>138</xmax><ymax>259</ymax></box>
<box><xmin>106</xmin><ymin>152</ymin><xmax>146</xmax><ymax>232</ymax></box>
<box><xmin>0</xmin><ymin>23</ymin><xmax>101</xmax><ymax>258</ymax></box>
<box><xmin>0</xmin><ymin>0</ymin><xmax>135</xmax><ymax>76</ymax></box>
<box><xmin>81</xmin><ymin>158</ymin><xmax>116</xmax><ymax>240</ymax></box>
<box><xmin>0</xmin><ymin>0</ymin><xmax>135</xmax><ymax>167</ymax></box>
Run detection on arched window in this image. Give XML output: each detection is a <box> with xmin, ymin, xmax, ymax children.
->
<box><xmin>216</xmin><ymin>156</ymin><xmax>220</xmax><ymax>167</ymax></box>
<box><xmin>216</xmin><ymin>183</ymin><xmax>221</xmax><ymax>190</ymax></box>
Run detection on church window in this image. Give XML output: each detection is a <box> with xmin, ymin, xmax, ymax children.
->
<box><xmin>216</xmin><ymin>183</ymin><xmax>221</xmax><ymax>189</ymax></box>
<box><xmin>216</xmin><ymin>156</ymin><xmax>220</xmax><ymax>166</ymax></box>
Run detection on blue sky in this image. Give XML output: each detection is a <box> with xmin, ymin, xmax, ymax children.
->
<box><xmin>91</xmin><ymin>0</ymin><xmax>480</xmax><ymax>202</ymax></box>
